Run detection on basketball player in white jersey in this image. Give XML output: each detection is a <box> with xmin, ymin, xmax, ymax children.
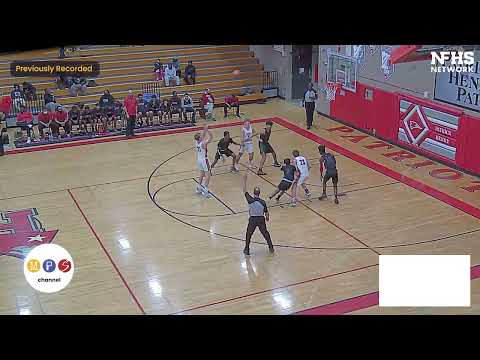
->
<box><xmin>291</xmin><ymin>149</ymin><xmax>311</xmax><ymax>207</ymax></box>
<box><xmin>235</xmin><ymin>120</ymin><xmax>259</xmax><ymax>169</ymax></box>
<box><xmin>194</xmin><ymin>125</ymin><xmax>213</xmax><ymax>198</ymax></box>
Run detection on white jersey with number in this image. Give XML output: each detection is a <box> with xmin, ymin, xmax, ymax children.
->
<box><xmin>294</xmin><ymin>156</ymin><xmax>309</xmax><ymax>176</ymax></box>
<box><xmin>196</xmin><ymin>140</ymin><xmax>209</xmax><ymax>171</ymax></box>
<box><xmin>243</xmin><ymin>126</ymin><xmax>253</xmax><ymax>143</ymax></box>
<box><xmin>240</xmin><ymin>125</ymin><xmax>254</xmax><ymax>154</ymax></box>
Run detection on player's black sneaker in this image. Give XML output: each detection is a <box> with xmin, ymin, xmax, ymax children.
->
<box><xmin>273</xmin><ymin>162</ymin><xmax>281</xmax><ymax>167</ymax></box>
<box><xmin>269</xmin><ymin>246</ymin><xmax>275</xmax><ymax>254</ymax></box>
<box><xmin>334</xmin><ymin>197</ymin><xmax>339</xmax><ymax>204</ymax></box>
<box><xmin>319</xmin><ymin>194</ymin><xmax>327</xmax><ymax>200</ymax></box>
<box><xmin>243</xmin><ymin>248</ymin><xmax>250</xmax><ymax>256</ymax></box>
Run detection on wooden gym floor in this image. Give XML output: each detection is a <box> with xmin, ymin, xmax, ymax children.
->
<box><xmin>1</xmin><ymin>99</ymin><xmax>480</xmax><ymax>315</ymax></box>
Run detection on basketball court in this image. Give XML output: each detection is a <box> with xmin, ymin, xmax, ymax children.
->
<box><xmin>1</xmin><ymin>99</ymin><xmax>480</xmax><ymax>315</ymax></box>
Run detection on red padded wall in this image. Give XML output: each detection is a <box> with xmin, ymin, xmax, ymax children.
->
<box><xmin>329</xmin><ymin>81</ymin><xmax>480</xmax><ymax>175</ymax></box>
<box><xmin>457</xmin><ymin>114</ymin><xmax>480</xmax><ymax>174</ymax></box>
<box><xmin>330</xmin><ymin>83</ymin><xmax>399</xmax><ymax>142</ymax></box>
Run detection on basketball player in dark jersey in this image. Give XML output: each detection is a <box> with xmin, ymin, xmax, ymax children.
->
<box><xmin>210</xmin><ymin>131</ymin><xmax>240</xmax><ymax>172</ymax></box>
<box><xmin>257</xmin><ymin>121</ymin><xmax>281</xmax><ymax>175</ymax></box>
<box><xmin>318</xmin><ymin>145</ymin><xmax>339</xmax><ymax>204</ymax></box>
<box><xmin>268</xmin><ymin>158</ymin><xmax>296</xmax><ymax>202</ymax></box>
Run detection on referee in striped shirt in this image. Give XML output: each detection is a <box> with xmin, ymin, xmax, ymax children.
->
<box><xmin>242</xmin><ymin>166</ymin><xmax>275</xmax><ymax>256</ymax></box>
<box><xmin>303</xmin><ymin>83</ymin><xmax>318</xmax><ymax>130</ymax></box>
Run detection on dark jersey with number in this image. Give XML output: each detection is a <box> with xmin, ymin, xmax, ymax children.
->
<box><xmin>322</xmin><ymin>153</ymin><xmax>337</xmax><ymax>174</ymax></box>
<box><xmin>281</xmin><ymin>164</ymin><xmax>296</xmax><ymax>182</ymax></box>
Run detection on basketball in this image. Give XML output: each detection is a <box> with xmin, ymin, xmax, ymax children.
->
<box><xmin>232</xmin><ymin>69</ymin><xmax>240</xmax><ymax>75</ymax></box>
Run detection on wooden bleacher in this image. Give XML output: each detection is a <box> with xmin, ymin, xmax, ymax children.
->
<box><xmin>0</xmin><ymin>45</ymin><xmax>268</xmax><ymax>115</ymax></box>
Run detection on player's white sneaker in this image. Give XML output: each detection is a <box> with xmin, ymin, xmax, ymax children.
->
<box><xmin>196</xmin><ymin>185</ymin><xmax>202</xmax><ymax>194</ymax></box>
<box><xmin>221</xmin><ymin>154</ymin><xmax>226</xmax><ymax>164</ymax></box>
<box><xmin>203</xmin><ymin>191</ymin><xmax>212</xmax><ymax>198</ymax></box>
<box><xmin>306</xmin><ymin>191</ymin><xmax>311</xmax><ymax>198</ymax></box>
<box><xmin>290</xmin><ymin>201</ymin><xmax>297</xmax><ymax>207</ymax></box>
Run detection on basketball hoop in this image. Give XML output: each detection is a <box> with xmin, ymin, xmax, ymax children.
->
<box><xmin>325</xmin><ymin>82</ymin><xmax>339</xmax><ymax>102</ymax></box>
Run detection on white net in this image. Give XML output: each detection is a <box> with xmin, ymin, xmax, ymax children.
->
<box><xmin>324</xmin><ymin>83</ymin><xmax>339</xmax><ymax>102</ymax></box>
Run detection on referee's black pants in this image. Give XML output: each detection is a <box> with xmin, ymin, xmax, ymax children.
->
<box><xmin>245</xmin><ymin>216</ymin><xmax>273</xmax><ymax>251</ymax></box>
<box><xmin>305</xmin><ymin>102</ymin><xmax>315</xmax><ymax>128</ymax></box>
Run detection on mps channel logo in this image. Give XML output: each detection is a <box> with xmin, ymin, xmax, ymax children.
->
<box><xmin>24</xmin><ymin>243</ymin><xmax>74</xmax><ymax>293</ymax></box>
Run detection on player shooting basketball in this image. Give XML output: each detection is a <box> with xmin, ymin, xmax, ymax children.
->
<box><xmin>194</xmin><ymin>125</ymin><xmax>213</xmax><ymax>198</ymax></box>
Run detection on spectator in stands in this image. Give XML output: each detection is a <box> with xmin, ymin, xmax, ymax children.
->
<box><xmin>92</xmin><ymin>104</ymin><xmax>102</xmax><ymax>133</ymax></box>
<box><xmin>80</xmin><ymin>105</ymin><xmax>92</xmax><ymax>133</ymax></box>
<box><xmin>11</xmin><ymin>84</ymin><xmax>26</xmax><ymax>112</ymax></box>
<box><xmin>51</xmin><ymin>105</ymin><xmax>70</xmax><ymax>138</ymax></box>
<box><xmin>164</xmin><ymin>63</ymin><xmax>180</xmax><ymax>87</ymax></box>
<box><xmin>154</xmin><ymin>59</ymin><xmax>164</xmax><ymax>81</ymax></box>
<box><xmin>0</xmin><ymin>93</ymin><xmax>11</xmax><ymax>154</ymax></box>
<box><xmin>68</xmin><ymin>105</ymin><xmax>81</xmax><ymax>134</ymax></box>
<box><xmin>224</xmin><ymin>94</ymin><xmax>240</xmax><ymax>117</ymax></box>
<box><xmin>169</xmin><ymin>91</ymin><xmax>183</xmax><ymax>122</ymax></box>
<box><xmin>69</xmin><ymin>77</ymin><xmax>88</xmax><ymax>96</ymax></box>
<box><xmin>123</xmin><ymin>90</ymin><xmax>137</xmax><ymax>138</ymax></box>
<box><xmin>0</xmin><ymin>115</ymin><xmax>6</xmax><ymax>155</ymax></box>
<box><xmin>16</xmin><ymin>105</ymin><xmax>35</xmax><ymax>143</ymax></box>
<box><xmin>22</xmin><ymin>82</ymin><xmax>37</xmax><ymax>101</ymax></box>
<box><xmin>113</xmin><ymin>101</ymin><xmax>125</xmax><ymax>130</ymax></box>
<box><xmin>181</xmin><ymin>92</ymin><xmax>195</xmax><ymax>124</ymax></box>
<box><xmin>159</xmin><ymin>99</ymin><xmax>170</xmax><ymax>124</ymax></box>
<box><xmin>147</xmin><ymin>94</ymin><xmax>161</xmax><ymax>126</ymax></box>
<box><xmin>44</xmin><ymin>89</ymin><xmax>59</xmax><ymax>112</ymax></box>
<box><xmin>201</xmin><ymin>89</ymin><xmax>215</xmax><ymax>120</ymax></box>
<box><xmin>56</xmin><ymin>75</ymin><xmax>73</xmax><ymax>90</ymax></box>
<box><xmin>99</xmin><ymin>90</ymin><xmax>115</xmax><ymax>110</ymax></box>
<box><xmin>37</xmin><ymin>108</ymin><xmax>53</xmax><ymax>140</ymax></box>
<box><xmin>184</xmin><ymin>61</ymin><xmax>196</xmax><ymax>85</ymax></box>
<box><xmin>172</xmin><ymin>58</ymin><xmax>181</xmax><ymax>77</ymax></box>
<box><xmin>136</xmin><ymin>94</ymin><xmax>148</xmax><ymax>126</ymax></box>
<box><xmin>59</xmin><ymin>46</ymin><xmax>66</xmax><ymax>59</ymax></box>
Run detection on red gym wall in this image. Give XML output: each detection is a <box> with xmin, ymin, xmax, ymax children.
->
<box><xmin>330</xmin><ymin>82</ymin><xmax>480</xmax><ymax>176</ymax></box>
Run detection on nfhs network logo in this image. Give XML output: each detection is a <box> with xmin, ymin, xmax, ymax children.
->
<box><xmin>24</xmin><ymin>244</ymin><xmax>74</xmax><ymax>293</ymax></box>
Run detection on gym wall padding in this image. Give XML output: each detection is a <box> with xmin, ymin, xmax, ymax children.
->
<box><xmin>329</xmin><ymin>81</ymin><xmax>480</xmax><ymax>176</ymax></box>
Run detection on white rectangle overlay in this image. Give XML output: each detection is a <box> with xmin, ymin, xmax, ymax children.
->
<box><xmin>379</xmin><ymin>255</ymin><xmax>470</xmax><ymax>307</ymax></box>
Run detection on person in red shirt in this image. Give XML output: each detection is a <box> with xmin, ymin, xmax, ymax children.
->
<box><xmin>0</xmin><ymin>94</ymin><xmax>13</xmax><ymax>115</ymax></box>
<box><xmin>16</xmin><ymin>106</ymin><xmax>35</xmax><ymax>143</ymax></box>
<box><xmin>50</xmin><ymin>105</ymin><xmax>69</xmax><ymax>138</ymax></box>
<box><xmin>123</xmin><ymin>90</ymin><xmax>137</xmax><ymax>138</ymax></box>
<box><xmin>200</xmin><ymin>89</ymin><xmax>215</xmax><ymax>120</ymax></box>
<box><xmin>37</xmin><ymin>108</ymin><xmax>54</xmax><ymax>140</ymax></box>
<box><xmin>224</xmin><ymin>94</ymin><xmax>240</xmax><ymax>117</ymax></box>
